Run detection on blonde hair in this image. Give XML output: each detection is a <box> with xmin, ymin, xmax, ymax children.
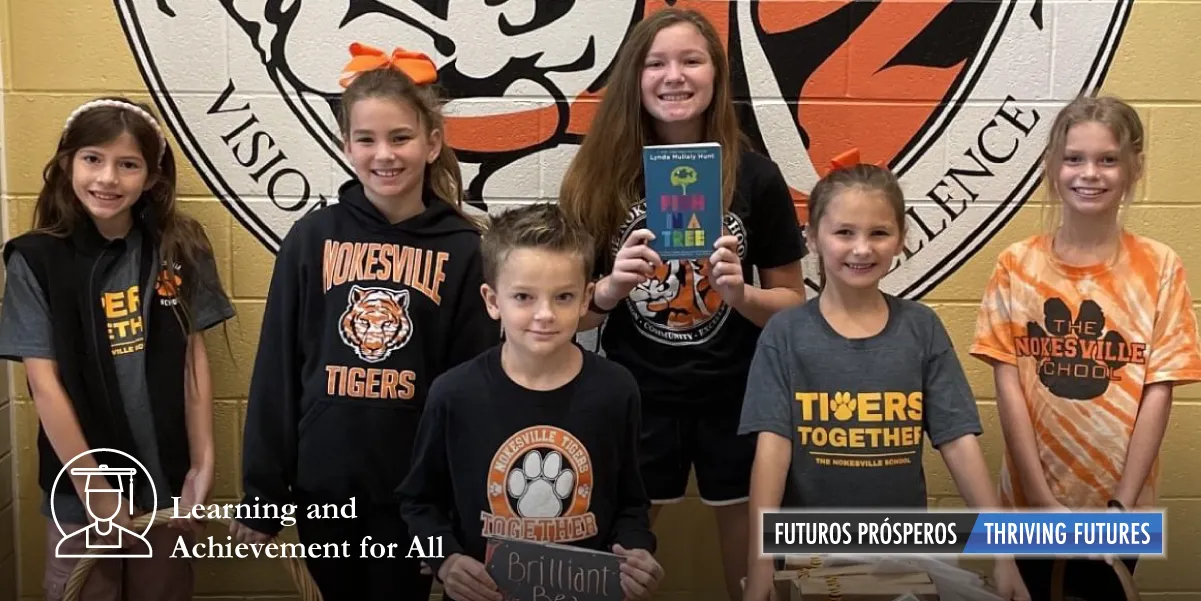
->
<box><xmin>481</xmin><ymin>203</ymin><xmax>595</xmax><ymax>286</ymax></box>
<box><xmin>339</xmin><ymin>68</ymin><xmax>480</xmax><ymax>229</ymax></box>
<box><xmin>559</xmin><ymin>7</ymin><xmax>743</xmax><ymax>258</ymax></box>
<box><xmin>1040</xmin><ymin>95</ymin><xmax>1145</xmax><ymax>231</ymax></box>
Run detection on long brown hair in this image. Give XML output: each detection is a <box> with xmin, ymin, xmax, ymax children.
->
<box><xmin>338</xmin><ymin>68</ymin><xmax>481</xmax><ymax>229</ymax></box>
<box><xmin>32</xmin><ymin>96</ymin><xmax>219</xmax><ymax>333</ymax></box>
<box><xmin>559</xmin><ymin>7</ymin><xmax>743</xmax><ymax>256</ymax></box>
<box><xmin>1040</xmin><ymin>94</ymin><xmax>1145</xmax><ymax>231</ymax></box>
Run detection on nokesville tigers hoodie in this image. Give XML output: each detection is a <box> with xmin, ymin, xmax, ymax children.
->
<box><xmin>238</xmin><ymin>180</ymin><xmax>501</xmax><ymax>536</ymax></box>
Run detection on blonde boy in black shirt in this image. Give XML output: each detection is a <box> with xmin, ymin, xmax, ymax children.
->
<box><xmin>398</xmin><ymin>203</ymin><xmax>664</xmax><ymax>601</ymax></box>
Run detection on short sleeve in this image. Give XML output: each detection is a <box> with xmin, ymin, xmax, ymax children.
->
<box><xmin>969</xmin><ymin>252</ymin><xmax>1017</xmax><ymax>366</ymax></box>
<box><xmin>0</xmin><ymin>251</ymin><xmax>55</xmax><ymax>361</ymax></box>
<box><xmin>1145</xmin><ymin>252</ymin><xmax>1201</xmax><ymax>385</ymax></box>
<box><xmin>738</xmin><ymin>313</ymin><xmax>795</xmax><ymax>439</ymax></box>
<box><xmin>185</xmin><ymin>252</ymin><xmax>235</xmax><ymax>333</ymax></box>
<box><xmin>924</xmin><ymin>313</ymin><xmax>983</xmax><ymax>448</ymax></box>
<box><xmin>747</xmin><ymin>158</ymin><xmax>805</xmax><ymax>270</ymax></box>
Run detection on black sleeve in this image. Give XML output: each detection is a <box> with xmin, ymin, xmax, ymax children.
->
<box><xmin>606</xmin><ymin>372</ymin><xmax>657</xmax><ymax>553</ymax></box>
<box><xmin>446</xmin><ymin>246</ymin><xmax>499</xmax><ymax>368</ymax></box>
<box><xmin>238</xmin><ymin>227</ymin><xmax>307</xmax><ymax>535</ymax></box>
<box><xmin>748</xmin><ymin>158</ymin><xmax>805</xmax><ymax>270</ymax></box>
<box><xmin>397</xmin><ymin>375</ymin><xmax>467</xmax><ymax>576</ymax></box>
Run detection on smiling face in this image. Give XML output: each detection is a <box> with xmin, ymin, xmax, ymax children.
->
<box><xmin>1054</xmin><ymin>120</ymin><xmax>1130</xmax><ymax>220</ymax></box>
<box><xmin>343</xmin><ymin>96</ymin><xmax>442</xmax><ymax>213</ymax></box>
<box><xmin>71</xmin><ymin>131</ymin><xmax>152</xmax><ymax>238</ymax></box>
<box><xmin>482</xmin><ymin>247</ymin><xmax>592</xmax><ymax>359</ymax></box>
<box><xmin>808</xmin><ymin>187</ymin><xmax>905</xmax><ymax>291</ymax></box>
<box><xmin>640</xmin><ymin>21</ymin><xmax>716</xmax><ymax>142</ymax></box>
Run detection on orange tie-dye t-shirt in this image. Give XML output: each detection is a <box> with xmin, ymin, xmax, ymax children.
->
<box><xmin>971</xmin><ymin>231</ymin><xmax>1201</xmax><ymax>509</ymax></box>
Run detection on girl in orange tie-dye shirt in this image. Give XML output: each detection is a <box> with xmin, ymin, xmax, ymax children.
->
<box><xmin>971</xmin><ymin>95</ymin><xmax>1201</xmax><ymax>601</ymax></box>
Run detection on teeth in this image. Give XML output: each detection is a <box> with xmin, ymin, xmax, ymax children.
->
<box><xmin>1075</xmin><ymin>188</ymin><xmax>1105</xmax><ymax>196</ymax></box>
<box><xmin>846</xmin><ymin>263</ymin><xmax>874</xmax><ymax>270</ymax></box>
<box><xmin>660</xmin><ymin>93</ymin><xmax>691</xmax><ymax>101</ymax></box>
<box><xmin>373</xmin><ymin>169</ymin><xmax>400</xmax><ymax>177</ymax></box>
<box><xmin>91</xmin><ymin>192</ymin><xmax>120</xmax><ymax>201</ymax></box>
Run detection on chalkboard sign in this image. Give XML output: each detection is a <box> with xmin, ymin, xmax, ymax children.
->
<box><xmin>484</xmin><ymin>536</ymin><xmax>625</xmax><ymax>601</ymax></box>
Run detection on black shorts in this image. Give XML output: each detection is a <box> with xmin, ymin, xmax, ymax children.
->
<box><xmin>1015</xmin><ymin>556</ymin><xmax>1139</xmax><ymax>601</ymax></box>
<box><xmin>638</xmin><ymin>407</ymin><xmax>756</xmax><ymax>505</ymax></box>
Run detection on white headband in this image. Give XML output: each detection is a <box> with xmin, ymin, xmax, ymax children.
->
<box><xmin>62</xmin><ymin>99</ymin><xmax>168</xmax><ymax>158</ymax></box>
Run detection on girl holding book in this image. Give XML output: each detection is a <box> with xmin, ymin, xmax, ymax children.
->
<box><xmin>558</xmin><ymin>8</ymin><xmax>806</xmax><ymax>599</ymax></box>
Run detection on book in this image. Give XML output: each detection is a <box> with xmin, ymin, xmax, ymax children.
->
<box><xmin>484</xmin><ymin>535</ymin><xmax>625</xmax><ymax>601</ymax></box>
<box><xmin>642</xmin><ymin>142</ymin><xmax>723</xmax><ymax>261</ymax></box>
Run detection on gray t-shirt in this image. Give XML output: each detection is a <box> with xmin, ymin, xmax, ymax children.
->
<box><xmin>0</xmin><ymin>230</ymin><xmax>234</xmax><ymax>525</ymax></box>
<box><xmin>738</xmin><ymin>294</ymin><xmax>982</xmax><ymax>508</ymax></box>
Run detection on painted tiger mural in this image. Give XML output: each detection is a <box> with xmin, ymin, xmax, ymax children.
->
<box><xmin>338</xmin><ymin>285</ymin><xmax>414</xmax><ymax>363</ymax></box>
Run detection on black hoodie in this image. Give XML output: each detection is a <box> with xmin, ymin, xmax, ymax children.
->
<box><xmin>239</xmin><ymin>181</ymin><xmax>500</xmax><ymax>535</ymax></box>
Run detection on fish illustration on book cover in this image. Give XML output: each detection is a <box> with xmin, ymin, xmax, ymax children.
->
<box><xmin>642</xmin><ymin>142</ymin><xmax>722</xmax><ymax>261</ymax></box>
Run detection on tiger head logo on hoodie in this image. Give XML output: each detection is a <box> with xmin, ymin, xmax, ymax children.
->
<box><xmin>338</xmin><ymin>285</ymin><xmax>413</xmax><ymax>363</ymax></box>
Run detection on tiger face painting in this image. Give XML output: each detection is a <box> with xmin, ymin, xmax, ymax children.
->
<box><xmin>338</xmin><ymin>285</ymin><xmax>414</xmax><ymax>363</ymax></box>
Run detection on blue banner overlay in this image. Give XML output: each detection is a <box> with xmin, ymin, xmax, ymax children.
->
<box><xmin>966</xmin><ymin>511</ymin><xmax>1164</xmax><ymax>555</ymax></box>
<box><xmin>761</xmin><ymin>510</ymin><xmax>1165</xmax><ymax>557</ymax></box>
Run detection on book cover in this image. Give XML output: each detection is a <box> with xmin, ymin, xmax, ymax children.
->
<box><xmin>484</xmin><ymin>535</ymin><xmax>625</xmax><ymax>601</ymax></box>
<box><xmin>642</xmin><ymin>142</ymin><xmax>722</xmax><ymax>261</ymax></box>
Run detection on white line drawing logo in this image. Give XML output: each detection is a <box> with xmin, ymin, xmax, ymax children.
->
<box><xmin>51</xmin><ymin>448</ymin><xmax>156</xmax><ymax>558</ymax></box>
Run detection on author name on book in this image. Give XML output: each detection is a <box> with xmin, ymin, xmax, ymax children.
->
<box><xmin>648</xmin><ymin>150</ymin><xmax>716</xmax><ymax>161</ymax></box>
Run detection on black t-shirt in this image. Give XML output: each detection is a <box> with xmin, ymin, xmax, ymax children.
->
<box><xmin>397</xmin><ymin>344</ymin><xmax>656</xmax><ymax>579</ymax></box>
<box><xmin>594</xmin><ymin>149</ymin><xmax>805</xmax><ymax>413</ymax></box>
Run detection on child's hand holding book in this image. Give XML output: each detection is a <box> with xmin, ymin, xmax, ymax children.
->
<box><xmin>613</xmin><ymin>544</ymin><xmax>664</xmax><ymax>601</ymax></box>
<box><xmin>708</xmin><ymin>234</ymin><xmax>745</xmax><ymax>306</ymax></box>
<box><xmin>439</xmin><ymin>553</ymin><xmax>504</xmax><ymax>601</ymax></box>
<box><xmin>595</xmin><ymin>230</ymin><xmax>663</xmax><ymax>311</ymax></box>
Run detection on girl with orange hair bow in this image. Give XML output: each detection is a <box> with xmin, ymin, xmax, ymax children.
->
<box><xmin>232</xmin><ymin>42</ymin><xmax>499</xmax><ymax>600</ymax></box>
<box><xmin>739</xmin><ymin>155</ymin><xmax>1030</xmax><ymax>601</ymax></box>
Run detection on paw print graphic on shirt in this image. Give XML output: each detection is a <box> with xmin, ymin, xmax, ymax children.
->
<box><xmin>1027</xmin><ymin>298</ymin><xmax>1129</xmax><ymax>400</ymax></box>
<box><xmin>830</xmin><ymin>392</ymin><xmax>856</xmax><ymax>421</ymax></box>
<box><xmin>507</xmin><ymin>450</ymin><xmax>576</xmax><ymax>518</ymax></box>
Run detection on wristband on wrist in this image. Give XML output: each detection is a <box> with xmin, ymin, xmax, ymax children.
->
<box><xmin>1107</xmin><ymin>498</ymin><xmax>1126</xmax><ymax>511</ymax></box>
<box><xmin>589</xmin><ymin>295</ymin><xmax>614</xmax><ymax>314</ymax></box>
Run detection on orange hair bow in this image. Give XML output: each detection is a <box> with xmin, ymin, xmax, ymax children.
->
<box><xmin>828</xmin><ymin>148</ymin><xmax>883</xmax><ymax>172</ymax></box>
<box><xmin>338</xmin><ymin>42</ymin><xmax>438</xmax><ymax>88</ymax></box>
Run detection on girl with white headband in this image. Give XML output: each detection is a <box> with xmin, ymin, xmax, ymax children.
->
<box><xmin>0</xmin><ymin>96</ymin><xmax>234</xmax><ymax>600</ymax></box>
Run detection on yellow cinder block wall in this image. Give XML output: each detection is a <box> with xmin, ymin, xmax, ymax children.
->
<box><xmin>0</xmin><ymin>0</ymin><xmax>16</xmax><ymax>597</ymax></box>
<box><xmin>2</xmin><ymin>1</ymin><xmax>1201</xmax><ymax>600</ymax></box>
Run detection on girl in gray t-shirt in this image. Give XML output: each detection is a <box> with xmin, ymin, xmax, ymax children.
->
<box><xmin>0</xmin><ymin>97</ymin><xmax>234</xmax><ymax>601</ymax></box>
<box><xmin>738</xmin><ymin>157</ymin><xmax>1030</xmax><ymax>601</ymax></box>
